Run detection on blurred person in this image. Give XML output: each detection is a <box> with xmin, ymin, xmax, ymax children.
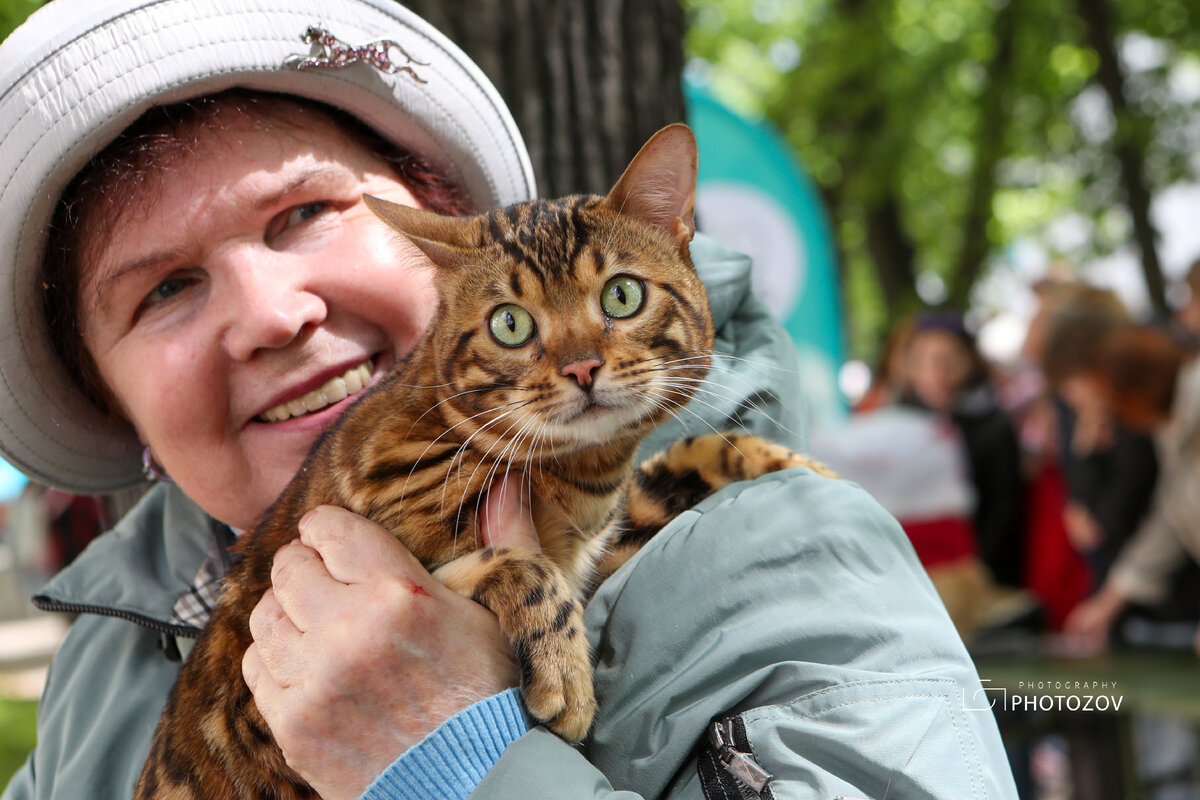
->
<box><xmin>901</xmin><ymin>311</ymin><xmax>1026</xmax><ymax>588</ymax></box>
<box><xmin>1005</xmin><ymin>279</ymin><xmax>1095</xmax><ymax>630</ymax></box>
<box><xmin>1059</xmin><ymin>325</ymin><xmax>1200</xmax><ymax>800</ymax></box>
<box><xmin>1040</xmin><ymin>286</ymin><xmax>1159</xmax><ymax>586</ymax></box>
<box><xmin>1065</xmin><ymin>326</ymin><xmax>1200</xmax><ymax>651</ymax></box>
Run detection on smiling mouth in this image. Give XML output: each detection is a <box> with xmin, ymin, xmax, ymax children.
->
<box><xmin>257</xmin><ymin>360</ymin><xmax>373</xmax><ymax>423</ymax></box>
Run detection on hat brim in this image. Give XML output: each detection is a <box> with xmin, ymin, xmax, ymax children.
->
<box><xmin>0</xmin><ymin>0</ymin><xmax>536</xmax><ymax>493</ymax></box>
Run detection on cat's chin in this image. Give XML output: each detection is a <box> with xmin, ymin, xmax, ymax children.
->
<box><xmin>541</xmin><ymin>402</ymin><xmax>658</xmax><ymax>448</ymax></box>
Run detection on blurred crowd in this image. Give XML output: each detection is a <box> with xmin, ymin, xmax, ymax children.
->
<box><xmin>816</xmin><ymin>259</ymin><xmax>1200</xmax><ymax>655</ymax></box>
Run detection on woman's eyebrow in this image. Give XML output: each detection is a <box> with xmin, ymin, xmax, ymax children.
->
<box><xmin>93</xmin><ymin>246</ymin><xmax>191</xmax><ymax>310</ymax></box>
<box><xmin>253</xmin><ymin>165</ymin><xmax>348</xmax><ymax>212</ymax></box>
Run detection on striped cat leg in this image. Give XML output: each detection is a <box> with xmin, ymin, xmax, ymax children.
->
<box><xmin>598</xmin><ymin>433</ymin><xmax>837</xmax><ymax>578</ymax></box>
<box><xmin>432</xmin><ymin>547</ymin><xmax>595</xmax><ymax>741</ymax></box>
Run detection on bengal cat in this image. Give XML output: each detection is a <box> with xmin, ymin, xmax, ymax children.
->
<box><xmin>135</xmin><ymin>124</ymin><xmax>830</xmax><ymax>799</ymax></box>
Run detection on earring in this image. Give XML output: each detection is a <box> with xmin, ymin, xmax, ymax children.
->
<box><xmin>142</xmin><ymin>447</ymin><xmax>173</xmax><ymax>483</ymax></box>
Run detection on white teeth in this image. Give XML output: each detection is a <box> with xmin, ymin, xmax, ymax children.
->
<box><xmin>258</xmin><ymin>361</ymin><xmax>373</xmax><ymax>423</ymax></box>
<box><xmin>325</xmin><ymin>377</ymin><xmax>349</xmax><ymax>403</ymax></box>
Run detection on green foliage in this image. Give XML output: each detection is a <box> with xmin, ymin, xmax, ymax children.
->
<box><xmin>684</xmin><ymin>0</ymin><xmax>1200</xmax><ymax>360</ymax></box>
<box><xmin>0</xmin><ymin>696</ymin><xmax>37</xmax><ymax>788</ymax></box>
<box><xmin>0</xmin><ymin>0</ymin><xmax>39</xmax><ymax>42</ymax></box>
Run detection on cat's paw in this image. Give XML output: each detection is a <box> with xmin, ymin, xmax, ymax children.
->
<box><xmin>512</xmin><ymin>600</ymin><xmax>596</xmax><ymax>741</ymax></box>
<box><xmin>646</xmin><ymin>432</ymin><xmax>837</xmax><ymax>489</ymax></box>
<box><xmin>733</xmin><ymin>435</ymin><xmax>838</xmax><ymax>480</ymax></box>
<box><xmin>433</xmin><ymin>547</ymin><xmax>597</xmax><ymax>742</ymax></box>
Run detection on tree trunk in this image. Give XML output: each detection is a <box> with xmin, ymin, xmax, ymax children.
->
<box><xmin>824</xmin><ymin>0</ymin><xmax>921</xmax><ymax>322</ymax></box>
<box><xmin>947</xmin><ymin>0</ymin><xmax>1019</xmax><ymax>310</ymax></box>
<box><xmin>1075</xmin><ymin>0</ymin><xmax>1168</xmax><ymax>314</ymax></box>
<box><xmin>864</xmin><ymin>194</ymin><xmax>920</xmax><ymax>315</ymax></box>
<box><xmin>400</xmin><ymin>0</ymin><xmax>688</xmax><ymax>198</ymax></box>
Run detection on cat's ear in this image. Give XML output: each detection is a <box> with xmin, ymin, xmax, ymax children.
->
<box><xmin>362</xmin><ymin>194</ymin><xmax>476</xmax><ymax>269</ymax></box>
<box><xmin>604</xmin><ymin>123</ymin><xmax>698</xmax><ymax>252</ymax></box>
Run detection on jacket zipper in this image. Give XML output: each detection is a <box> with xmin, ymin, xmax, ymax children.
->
<box><xmin>32</xmin><ymin>595</ymin><xmax>201</xmax><ymax>637</ymax></box>
<box><xmin>700</xmin><ymin>717</ymin><xmax>774</xmax><ymax>800</ymax></box>
<box><xmin>32</xmin><ymin>595</ymin><xmax>201</xmax><ymax>661</ymax></box>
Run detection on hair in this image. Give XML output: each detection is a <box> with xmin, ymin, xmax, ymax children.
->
<box><xmin>41</xmin><ymin>89</ymin><xmax>473</xmax><ymax>417</ymax></box>
<box><xmin>1100</xmin><ymin>326</ymin><xmax>1185</xmax><ymax>422</ymax></box>
<box><xmin>1039</xmin><ymin>284</ymin><xmax>1129</xmax><ymax>389</ymax></box>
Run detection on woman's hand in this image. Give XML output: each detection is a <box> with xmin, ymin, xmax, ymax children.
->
<box><xmin>242</xmin><ymin>479</ymin><xmax>537</xmax><ymax>800</ymax></box>
<box><xmin>1062</xmin><ymin>502</ymin><xmax>1105</xmax><ymax>552</ymax></box>
<box><xmin>1062</xmin><ymin>585</ymin><xmax>1127</xmax><ymax>654</ymax></box>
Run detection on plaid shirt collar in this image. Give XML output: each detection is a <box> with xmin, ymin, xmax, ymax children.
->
<box><xmin>170</xmin><ymin>523</ymin><xmax>238</xmax><ymax>630</ymax></box>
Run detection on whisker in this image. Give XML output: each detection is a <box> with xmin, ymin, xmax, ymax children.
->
<box><xmin>636</xmin><ymin>371</ymin><xmax>806</xmax><ymax>442</ymax></box>
<box><xmin>439</xmin><ymin>404</ymin><xmax>532</xmax><ymax>520</ymax></box>
<box><xmin>645</xmin><ymin>379</ymin><xmax>755</xmax><ymax>424</ymax></box>
<box><xmin>405</xmin><ymin>382</ymin><xmax>535</xmax><ymax>433</ymax></box>
<box><xmin>457</xmin><ymin>411</ymin><xmax>539</xmax><ymax>555</ymax></box>
<box><xmin>651</xmin><ymin>382</ymin><xmax>793</xmax><ymax>440</ymax></box>
<box><xmin>632</xmin><ymin>388</ymin><xmax>751</xmax><ymax>459</ymax></box>
<box><xmin>399</xmin><ymin>397</ymin><xmax>534</xmax><ymax>504</ymax></box>
<box><xmin>645</xmin><ymin>350</ymin><xmax>802</xmax><ymax>378</ymax></box>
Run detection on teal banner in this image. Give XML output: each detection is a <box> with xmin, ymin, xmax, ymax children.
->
<box><xmin>686</xmin><ymin>83</ymin><xmax>845</xmax><ymax>426</ymax></box>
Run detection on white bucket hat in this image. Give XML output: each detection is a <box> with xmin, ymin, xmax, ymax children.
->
<box><xmin>0</xmin><ymin>0</ymin><xmax>536</xmax><ymax>493</ymax></box>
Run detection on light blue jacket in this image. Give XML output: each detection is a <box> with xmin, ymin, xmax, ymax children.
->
<box><xmin>2</xmin><ymin>237</ymin><xmax>1017</xmax><ymax>799</ymax></box>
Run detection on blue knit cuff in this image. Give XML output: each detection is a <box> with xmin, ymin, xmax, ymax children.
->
<box><xmin>358</xmin><ymin>688</ymin><xmax>530</xmax><ymax>800</ymax></box>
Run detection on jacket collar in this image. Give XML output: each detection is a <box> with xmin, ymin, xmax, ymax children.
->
<box><xmin>689</xmin><ymin>233</ymin><xmax>751</xmax><ymax>332</ymax></box>
<box><xmin>34</xmin><ymin>483</ymin><xmax>215</xmax><ymax>635</ymax></box>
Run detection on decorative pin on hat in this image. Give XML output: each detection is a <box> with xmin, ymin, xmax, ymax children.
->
<box><xmin>285</xmin><ymin>25</ymin><xmax>429</xmax><ymax>82</ymax></box>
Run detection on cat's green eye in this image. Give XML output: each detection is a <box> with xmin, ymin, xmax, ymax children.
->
<box><xmin>601</xmin><ymin>276</ymin><xmax>645</xmax><ymax>319</ymax></box>
<box><xmin>489</xmin><ymin>304</ymin><xmax>536</xmax><ymax>347</ymax></box>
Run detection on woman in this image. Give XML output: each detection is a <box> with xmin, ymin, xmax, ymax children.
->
<box><xmin>0</xmin><ymin>0</ymin><xmax>1017</xmax><ymax>798</ymax></box>
<box><xmin>1065</xmin><ymin>326</ymin><xmax>1200</xmax><ymax>650</ymax></box>
<box><xmin>901</xmin><ymin>312</ymin><xmax>1026</xmax><ymax>588</ymax></box>
<box><xmin>1038</xmin><ymin>285</ymin><xmax>1158</xmax><ymax>589</ymax></box>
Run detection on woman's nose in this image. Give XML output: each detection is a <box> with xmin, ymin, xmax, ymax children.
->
<box><xmin>219</xmin><ymin>248</ymin><xmax>327</xmax><ymax>361</ymax></box>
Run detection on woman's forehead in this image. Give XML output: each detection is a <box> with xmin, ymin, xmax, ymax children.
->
<box><xmin>156</xmin><ymin>105</ymin><xmax>363</xmax><ymax>174</ymax></box>
<box><xmin>86</xmin><ymin>110</ymin><xmax>377</xmax><ymax>251</ymax></box>
<box><xmin>80</xmin><ymin>115</ymin><xmax>390</xmax><ymax>309</ymax></box>
<box><xmin>84</xmin><ymin>96</ymin><xmax>364</xmax><ymax>213</ymax></box>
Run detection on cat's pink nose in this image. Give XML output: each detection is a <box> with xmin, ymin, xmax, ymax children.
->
<box><xmin>561</xmin><ymin>358</ymin><xmax>604</xmax><ymax>388</ymax></box>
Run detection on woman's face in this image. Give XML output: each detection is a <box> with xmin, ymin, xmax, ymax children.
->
<box><xmin>905</xmin><ymin>329</ymin><xmax>972</xmax><ymax>413</ymax></box>
<box><xmin>80</xmin><ymin>111</ymin><xmax>439</xmax><ymax>529</ymax></box>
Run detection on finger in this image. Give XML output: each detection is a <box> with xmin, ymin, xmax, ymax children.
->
<box><xmin>242</xmin><ymin>640</ymin><xmax>287</xmax><ymax>716</ymax></box>
<box><xmin>248</xmin><ymin>588</ymin><xmax>307</xmax><ymax>686</ymax></box>
<box><xmin>479</xmin><ymin>472</ymin><xmax>540</xmax><ymax>551</ymax></box>
<box><xmin>270</xmin><ymin>539</ymin><xmax>345</xmax><ymax>632</ymax></box>
<box><xmin>299</xmin><ymin>505</ymin><xmax>432</xmax><ymax>588</ymax></box>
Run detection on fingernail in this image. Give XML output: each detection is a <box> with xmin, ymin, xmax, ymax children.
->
<box><xmin>298</xmin><ymin>508</ymin><xmax>318</xmax><ymax>532</ymax></box>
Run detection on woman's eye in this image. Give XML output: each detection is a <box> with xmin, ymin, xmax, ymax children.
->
<box><xmin>283</xmin><ymin>201</ymin><xmax>328</xmax><ymax>230</ymax></box>
<box><xmin>136</xmin><ymin>273</ymin><xmax>197</xmax><ymax>318</ymax></box>
<box><xmin>145</xmin><ymin>276</ymin><xmax>190</xmax><ymax>306</ymax></box>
